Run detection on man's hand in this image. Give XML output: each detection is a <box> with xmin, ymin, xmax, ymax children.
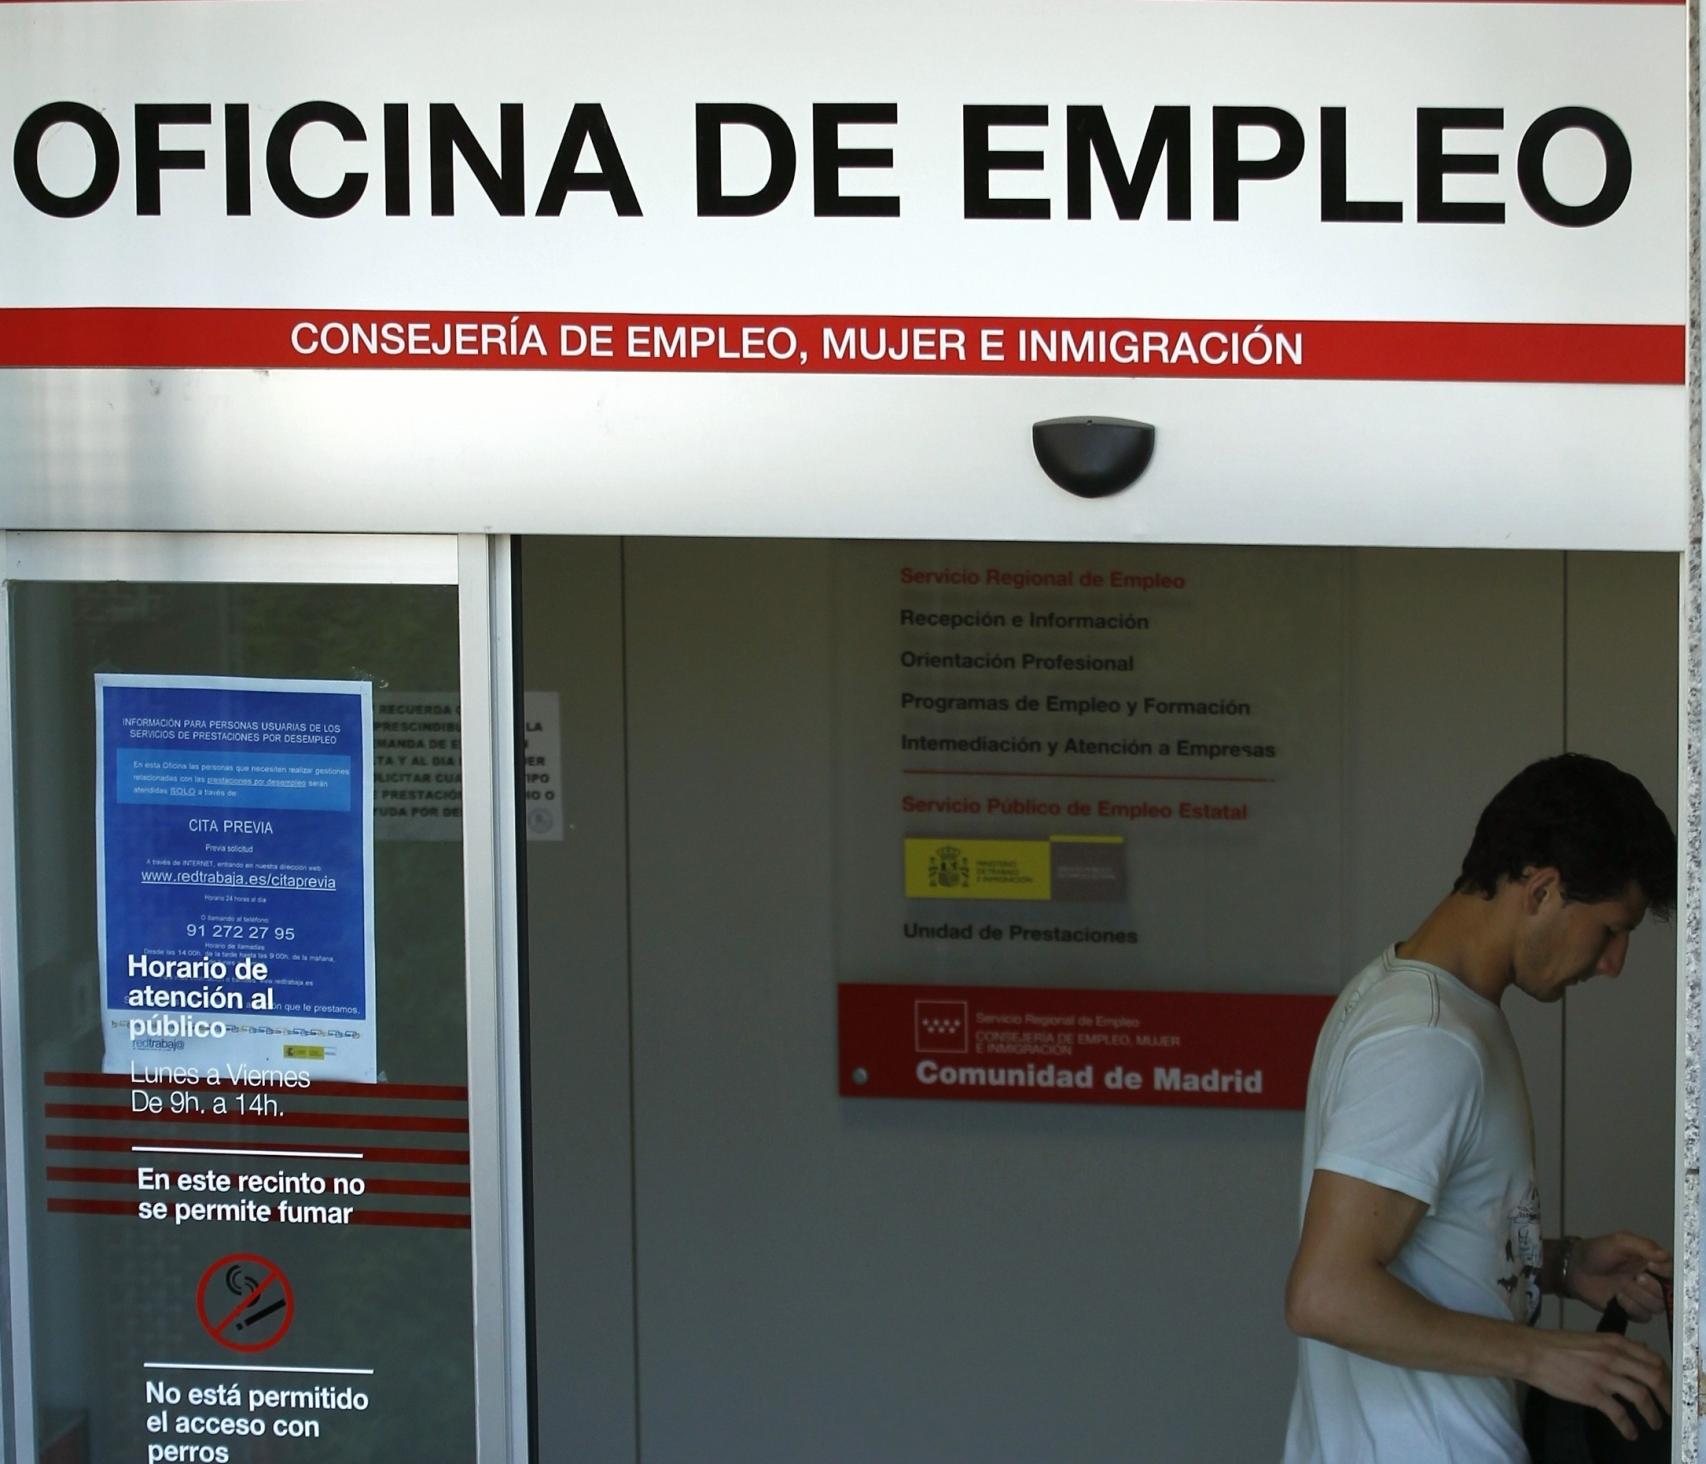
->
<box><xmin>1522</xmin><ymin>1326</ymin><xmax>1670</xmax><ymax>1442</ymax></box>
<box><xmin>1566</xmin><ymin>1232</ymin><xmax>1671</xmax><ymax>1321</ymax></box>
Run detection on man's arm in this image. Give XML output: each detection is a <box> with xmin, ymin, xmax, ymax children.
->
<box><xmin>1284</xmin><ymin>1169</ymin><xmax>1670</xmax><ymax>1442</ymax></box>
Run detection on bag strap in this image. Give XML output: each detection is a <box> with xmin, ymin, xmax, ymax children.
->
<box><xmin>1598</xmin><ymin>1278</ymin><xmax>1674</xmax><ymax>1346</ymax></box>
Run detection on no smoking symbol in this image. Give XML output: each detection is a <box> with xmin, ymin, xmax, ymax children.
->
<box><xmin>197</xmin><ymin>1254</ymin><xmax>294</xmax><ymax>1353</ymax></box>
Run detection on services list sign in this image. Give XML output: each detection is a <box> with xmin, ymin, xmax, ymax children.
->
<box><xmin>834</xmin><ymin>543</ymin><xmax>1345</xmax><ymax>989</ymax></box>
<box><xmin>96</xmin><ymin>674</ymin><xmax>378</xmax><ymax>1082</ymax></box>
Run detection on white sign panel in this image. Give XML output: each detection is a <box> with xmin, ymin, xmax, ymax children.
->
<box><xmin>0</xmin><ymin>0</ymin><xmax>1683</xmax><ymax>323</ymax></box>
<box><xmin>0</xmin><ymin>0</ymin><xmax>1687</xmax><ymax>545</ymax></box>
<box><xmin>834</xmin><ymin>543</ymin><xmax>1344</xmax><ymax>989</ymax></box>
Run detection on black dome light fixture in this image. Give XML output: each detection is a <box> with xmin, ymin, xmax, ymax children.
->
<box><xmin>1032</xmin><ymin>416</ymin><xmax>1156</xmax><ymax>499</ymax></box>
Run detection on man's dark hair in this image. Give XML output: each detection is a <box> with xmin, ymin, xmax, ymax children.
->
<box><xmin>1453</xmin><ymin>753</ymin><xmax>1676</xmax><ymax>916</ymax></box>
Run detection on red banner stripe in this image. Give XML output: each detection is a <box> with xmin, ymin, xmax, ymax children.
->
<box><xmin>48</xmin><ymin>1134</ymin><xmax>470</xmax><ymax>1164</ymax></box>
<box><xmin>45</xmin><ymin>1071</ymin><xmax>468</xmax><ymax>1102</ymax></box>
<box><xmin>45</xmin><ymin>1102</ymin><xmax>468</xmax><ymax>1132</ymax></box>
<box><xmin>0</xmin><ymin>308</ymin><xmax>1682</xmax><ymax>386</ymax></box>
<box><xmin>47</xmin><ymin>1197</ymin><xmax>471</xmax><ymax>1228</ymax></box>
<box><xmin>349</xmin><ymin>1209</ymin><xmax>471</xmax><ymax>1229</ymax></box>
<box><xmin>45</xmin><ymin>1165</ymin><xmax>471</xmax><ymax>1198</ymax></box>
<box><xmin>47</xmin><ymin>1165</ymin><xmax>138</xmax><ymax>1184</ymax></box>
<box><xmin>42</xmin><ymin>1197</ymin><xmax>159</xmax><ymax>1216</ymax></box>
<box><xmin>335</xmin><ymin>1177</ymin><xmax>470</xmax><ymax>1198</ymax></box>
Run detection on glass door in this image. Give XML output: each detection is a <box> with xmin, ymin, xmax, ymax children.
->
<box><xmin>0</xmin><ymin>533</ymin><xmax>525</xmax><ymax>1463</ymax></box>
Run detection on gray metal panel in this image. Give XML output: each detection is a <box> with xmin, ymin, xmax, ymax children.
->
<box><xmin>521</xmin><ymin>538</ymin><xmax>640</xmax><ymax>1462</ymax></box>
<box><xmin>0</xmin><ymin>371</ymin><xmax>1688</xmax><ymax>551</ymax></box>
<box><xmin>1559</xmin><ymin>551</ymin><xmax>1680</xmax><ymax>1358</ymax></box>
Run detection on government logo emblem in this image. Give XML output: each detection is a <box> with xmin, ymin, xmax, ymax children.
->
<box><xmin>928</xmin><ymin>846</ymin><xmax>970</xmax><ymax>889</ymax></box>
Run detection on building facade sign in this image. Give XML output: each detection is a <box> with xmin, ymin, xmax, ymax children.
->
<box><xmin>0</xmin><ymin>0</ymin><xmax>1687</xmax><ymax>545</ymax></box>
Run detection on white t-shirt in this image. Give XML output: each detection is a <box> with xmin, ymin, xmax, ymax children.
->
<box><xmin>1283</xmin><ymin>946</ymin><xmax>1541</xmax><ymax>1464</ymax></box>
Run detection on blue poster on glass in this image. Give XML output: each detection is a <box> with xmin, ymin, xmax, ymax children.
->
<box><xmin>96</xmin><ymin>674</ymin><xmax>377</xmax><ymax>1083</ymax></box>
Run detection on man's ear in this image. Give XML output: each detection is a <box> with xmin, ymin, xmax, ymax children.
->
<box><xmin>1519</xmin><ymin>865</ymin><xmax>1562</xmax><ymax>914</ymax></box>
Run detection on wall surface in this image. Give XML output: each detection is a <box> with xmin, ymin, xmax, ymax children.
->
<box><xmin>524</xmin><ymin>539</ymin><xmax>1679</xmax><ymax>1461</ymax></box>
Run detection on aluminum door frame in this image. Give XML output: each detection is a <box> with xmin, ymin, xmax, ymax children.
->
<box><xmin>0</xmin><ymin>531</ymin><xmax>528</xmax><ymax>1464</ymax></box>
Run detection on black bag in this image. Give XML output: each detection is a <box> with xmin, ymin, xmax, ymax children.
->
<box><xmin>1521</xmin><ymin>1300</ymin><xmax>1670</xmax><ymax>1464</ymax></box>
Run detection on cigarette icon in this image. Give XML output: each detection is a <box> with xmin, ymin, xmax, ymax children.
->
<box><xmin>235</xmin><ymin>1296</ymin><xmax>286</xmax><ymax>1331</ymax></box>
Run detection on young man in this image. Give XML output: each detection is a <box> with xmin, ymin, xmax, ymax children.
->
<box><xmin>1284</xmin><ymin>754</ymin><xmax>1676</xmax><ymax>1462</ymax></box>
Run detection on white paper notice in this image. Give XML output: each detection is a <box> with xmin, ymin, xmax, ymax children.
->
<box><xmin>375</xmin><ymin>691</ymin><xmax>563</xmax><ymax>841</ymax></box>
<box><xmin>522</xmin><ymin>691</ymin><xmax>565</xmax><ymax>841</ymax></box>
<box><xmin>374</xmin><ymin>693</ymin><xmax>463</xmax><ymax>842</ymax></box>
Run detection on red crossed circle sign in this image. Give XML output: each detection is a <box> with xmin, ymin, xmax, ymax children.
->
<box><xmin>196</xmin><ymin>1253</ymin><xmax>295</xmax><ymax>1353</ymax></box>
